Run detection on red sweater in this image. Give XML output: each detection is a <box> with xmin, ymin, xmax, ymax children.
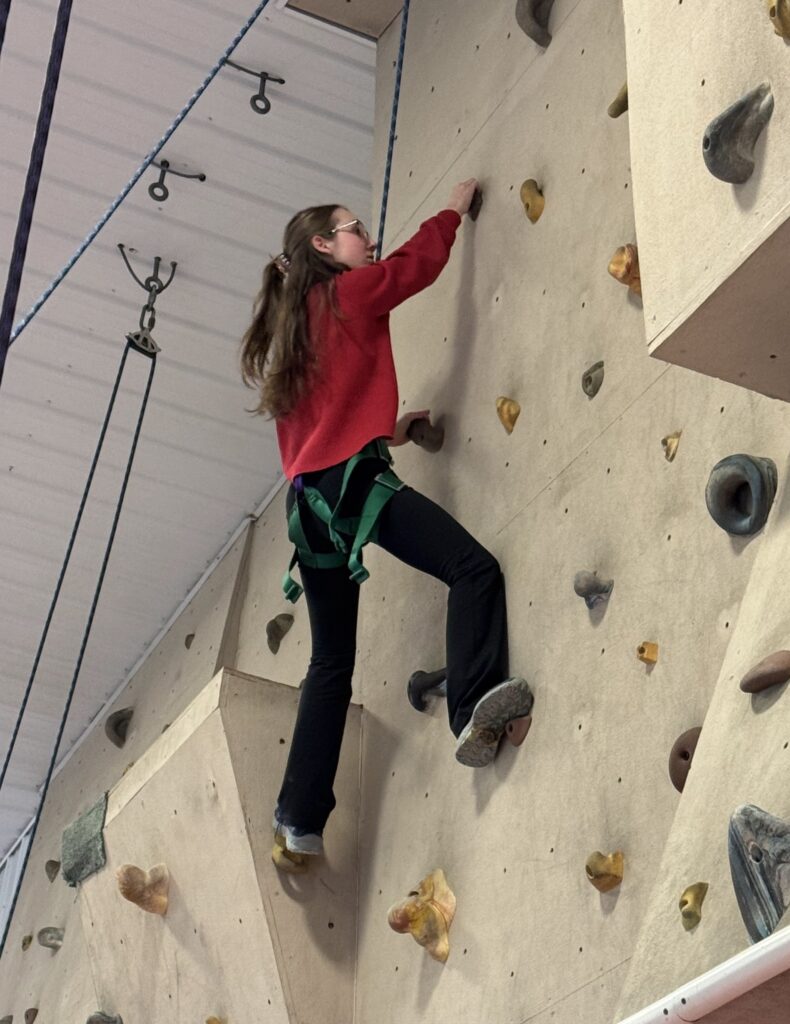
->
<box><xmin>276</xmin><ymin>209</ymin><xmax>462</xmax><ymax>480</ymax></box>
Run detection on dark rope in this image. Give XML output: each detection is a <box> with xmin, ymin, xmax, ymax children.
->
<box><xmin>0</xmin><ymin>0</ymin><xmax>11</xmax><ymax>62</ymax></box>
<box><xmin>375</xmin><ymin>0</ymin><xmax>411</xmax><ymax>259</ymax></box>
<box><xmin>0</xmin><ymin>340</ymin><xmax>157</xmax><ymax>956</ymax></box>
<box><xmin>0</xmin><ymin>0</ymin><xmax>74</xmax><ymax>387</ymax></box>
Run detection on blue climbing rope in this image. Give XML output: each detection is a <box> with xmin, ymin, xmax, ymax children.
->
<box><xmin>0</xmin><ymin>0</ymin><xmax>74</xmax><ymax>386</ymax></box>
<box><xmin>0</xmin><ymin>0</ymin><xmax>274</xmax><ymax>384</ymax></box>
<box><xmin>0</xmin><ymin>338</ymin><xmax>157</xmax><ymax>956</ymax></box>
<box><xmin>375</xmin><ymin>0</ymin><xmax>411</xmax><ymax>259</ymax></box>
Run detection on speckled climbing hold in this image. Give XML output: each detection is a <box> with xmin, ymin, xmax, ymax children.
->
<box><xmin>668</xmin><ymin>727</ymin><xmax>702</xmax><ymax>793</ymax></box>
<box><xmin>407</xmin><ymin>417</ymin><xmax>445</xmax><ymax>453</ymax></box>
<box><xmin>702</xmin><ymin>83</ymin><xmax>774</xmax><ymax>185</ymax></box>
<box><xmin>662</xmin><ymin>431</ymin><xmax>682</xmax><ymax>462</ymax></box>
<box><xmin>266</xmin><ymin>613</ymin><xmax>294</xmax><ymax>655</ymax></box>
<box><xmin>21</xmin><ymin>934</ymin><xmax>32</xmax><ymax>951</ymax></box>
<box><xmin>608</xmin><ymin>82</ymin><xmax>628</xmax><ymax>118</ymax></box>
<box><xmin>44</xmin><ymin>859</ymin><xmax>60</xmax><ymax>882</ymax></box>
<box><xmin>116</xmin><ymin>863</ymin><xmax>169</xmax><ymax>915</ymax></box>
<box><xmin>679</xmin><ymin>882</ymin><xmax>709</xmax><ymax>930</ymax></box>
<box><xmin>407</xmin><ymin>668</ymin><xmax>447</xmax><ymax>712</ymax></box>
<box><xmin>37</xmin><ymin>926</ymin><xmax>64</xmax><ymax>951</ymax></box>
<box><xmin>573</xmin><ymin>571</ymin><xmax>613</xmax><ymax>610</ymax></box>
<box><xmin>740</xmin><ymin>650</ymin><xmax>790</xmax><ymax>693</ymax></box>
<box><xmin>705</xmin><ymin>454</ymin><xmax>777</xmax><ymax>536</ymax></box>
<box><xmin>271</xmin><ymin>833</ymin><xmax>308</xmax><ymax>874</ymax></box>
<box><xmin>608</xmin><ymin>244</ymin><xmax>641</xmax><ymax>295</ymax></box>
<box><xmin>24</xmin><ymin>1011</ymin><xmax>38</xmax><ymax>1024</ymax></box>
<box><xmin>496</xmin><ymin>397</ymin><xmax>521</xmax><ymax>434</ymax></box>
<box><xmin>515</xmin><ymin>0</ymin><xmax>555</xmax><ymax>47</ymax></box>
<box><xmin>519</xmin><ymin>179</ymin><xmax>545</xmax><ymax>223</ymax></box>
<box><xmin>105</xmin><ymin>708</ymin><xmax>133</xmax><ymax>749</ymax></box>
<box><xmin>86</xmin><ymin>1015</ymin><xmax>123</xmax><ymax>1024</ymax></box>
<box><xmin>729</xmin><ymin>803</ymin><xmax>790</xmax><ymax>942</ymax></box>
<box><xmin>581</xmin><ymin>361</ymin><xmax>604</xmax><ymax>399</ymax></box>
<box><xmin>387</xmin><ymin>868</ymin><xmax>456</xmax><ymax>963</ymax></box>
<box><xmin>636</xmin><ymin>641</ymin><xmax>658</xmax><ymax>665</ymax></box>
<box><xmin>468</xmin><ymin>187</ymin><xmax>483</xmax><ymax>222</ymax></box>
<box><xmin>768</xmin><ymin>0</ymin><xmax>790</xmax><ymax>37</ymax></box>
<box><xmin>585</xmin><ymin>851</ymin><xmax>624</xmax><ymax>892</ymax></box>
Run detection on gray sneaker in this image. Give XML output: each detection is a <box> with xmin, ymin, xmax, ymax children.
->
<box><xmin>455</xmin><ymin>677</ymin><xmax>534</xmax><ymax>767</ymax></box>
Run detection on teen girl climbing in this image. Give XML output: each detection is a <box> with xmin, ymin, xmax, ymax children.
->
<box><xmin>240</xmin><ymin>178</ymin><xmax>533</xmax><ymax>872</ymax></box>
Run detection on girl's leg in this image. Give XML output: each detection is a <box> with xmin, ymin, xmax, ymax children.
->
<box><xmin>373</xmin><ymin>486</ymin><xmax>509</xmax><ymax>737</ymax></box>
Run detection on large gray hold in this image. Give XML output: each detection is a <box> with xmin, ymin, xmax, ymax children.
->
<box><xmin>573</xmin><ymin>571</ymin><xmax>613</xmax><ymax>610</ymax></box>
<box><xmin>729</xmin><ymin>804</ymin><xmax>790</xmax><ymax>942</ymax></box>
<box><xmin>104</xmin><ymin>708</ymin><xmax>133</xmax><ymax>748</ymax></box>
<box><xmin>37</xmin><ymin>927</ymin><xmax>64</xmax><ymax>951</ymax></box>
<box><xmin>702</xmin><ymin>83</ymin><xmax>774</xmax><ymax>184</ymax></box>
<box><xmin>705</xmin><ymin>454</ymin><xmax>777</xmax><ymax>536</ymax></box>
<box><xmin>515</xmin><ymin>0</ymin><xmax>555</xmax><ymax>47</ymax></box>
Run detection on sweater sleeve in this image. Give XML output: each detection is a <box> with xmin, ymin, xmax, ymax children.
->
<box><xmin>335</xmin><ymin>209</ymin><xmax>462</xmax><ymax>319</ymax></box>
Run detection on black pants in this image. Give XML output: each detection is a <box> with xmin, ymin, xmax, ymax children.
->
<box><xmin>276</xmin><ymin>449</ymin><xmax>509</xmax><ymax>836</ymax></box>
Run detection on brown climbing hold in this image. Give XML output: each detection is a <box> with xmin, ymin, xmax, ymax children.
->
<box><xmin>585</xmin><ymin>851</ymin><xmax>624</xmax><ymax>892</ymax></box>
<box><xmin>468</xmin><ymin>187</ymin><xmax>484</xmax><ymax>221</ymax></box>
<box><xmin>24</xmin><ymin>1010</ymin><xmax>38</xmax><ymax>1024</ymax></box>
<box><xmin>407</xmin><ymin>417</ymin><xmax>445</xmax><ymax>453</ymax></box>
<box><xmin>206</xmin><ymin>1018</ymin><xmax>226</xmax><ymax>1024</ymax></box>
<box><xmin>271</xmin><ymin>833</ymin><xmax>308</xmax><ymax>874</ymax></box>
<box><xmin>519</xmin><ymin>179</ymin><xmax>545</xmax><ymax>223</ymax></box>
<box><xmin>608</xmin><ymin>245</ymin><xmax>641</xmax><ymax>295</ymax></box>
<box><xmin>662</xmin><ymin>431</ymin><xmax>682</xmax><ymax>462</ymax></box>
<box><xmin>116</xmin><ymin>863</ymin><xmax>169</xmax><ymax>915</ymax></box>
<box><xmin>679</xmin><ymin>882</ymin><xmax>709</xmax><ymax>930</ymax></box>
<box><xmin>668</xmin><ymin>727</ymin><xmax>702</xmax><ymax>793</ymax></box>
<box><xmin>266</xmin><ymin>613</ymin><xmax>294</xmax><ymax>655</ymax></box>
<box><xmin>496</xmin><ymin>397</ymin><xmax>521</xmax><ymax>434</ymax></box>
<box><xmin>21</xmin><ymin>934</ymin><xmax>32</xmax><ymax>951</ymax></box>
<box><xmin>105</xmin><ymin>708</ymin><xmax>133</xmax><ymax>749</ymax></box>
<box><xmin>387</xmin><ymin>868</ymin><xmax>456</xmax><ymax>963</ymax></box>
<box><xmin>608</xmin><ymin>82</ymin><xmax>628</xmax><ymax>119</ymax></box>
<box><xmin>740</xmin><ymin>650</ymin><xmax>790</xmax><ymax>693</ymax></box>
<box><xmin>636</xmin><ymin>641</ymin><xmax>658</xmax><ymax>665</ymax></box>
<box><xmin>515</xmin><ymin>0</ymin><xmax>555</xmax><ymax>47</ymax></box>
<box><xmin>44</xmin><ymin>859</ymin><xmax>60</xmax><ymax>882</ymax></box>
<box><xmin>505</xmin><ymin>715</ymin><xmax>532</xmax><ymax>746</ymax></box>
<box><xmin>184</xmin><ymin>632</ymin><xmax>195</xmax><ymax>649</ymax></box>
<box><xmin>768</xmin><ymin>0</ymin><xmax>790</xmax><ymax>36</ymax></box>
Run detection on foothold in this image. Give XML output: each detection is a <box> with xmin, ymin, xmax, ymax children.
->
<box><xmin>740</xmin><ymin>650</ymin><xmax>790</xmax><ymax>693</ymax></box>
<box><xmin>116</xmin><ymin>863</ymin><xmax>169</xmax><ymax>915</ymax></box>
<box><xmin>407</xmin><ymin>417</ymin><xmax>445</xmax><ymax>453</ymax></box>
<box><xmin>44</xmin><ymin>859</ymin><xmax>60</xmax><ymax>882</ymax></box>
<box><xmin>608</xmin><ymin>244</ymin><xmax>641</xmax><ymax>295</ymax></box>
<box><xmin>768</xmin><ymin>0</ymin><xmax>790</xmax><ymax>37</ymax></box>
<box><xmin>668</xmin><ymin>726</ymin><xmax>702</xmax><ymax>793</ymax></box>
<box><xmin>37</xmin><ymin>926</ymin><xmax>64</xmax><ymax>951</ymax></box>
<box><xmin>581</xmin><ymin>361</ymin><xmax>604</xmax><ymax>399</ymax></box>
<box><xmin>728</xmin><ymin>804</ymin><xmax>790</xmax><ymax>942</ymax></box>
<box><xmin>266</xmin><ymin>613</ymin><xmax>294</xmax><ymax>655</ymax></box>
<box><xmin>104</xmin><ymin>708</ymin><xmax>133</xmax><ymax>749</ymax></box>
<box><xmin>662</xmin><ymin>431</ymin><xmax>682</xmax><ymax>462</ymax></box>
<box><xmin>636</xmin><ymin>642</ymin><xmax>658</xmax><ymax>665</ymax></box>
<box><xmin>24</xmin><ymin>1011</ymin><xmax>38</xmax><ymax>1024</ymax></box>
<box><xmin>515</xmin><ymin>0</ymin><xmax>555</xmax><ymax>47</ymax></box>
<box><xmin>468</xmin><ymin>187</ymin><xmax>483</xmax><ymax>221</ymax></box>
<box><xmin>573</xmin><ymin>571</ymin><xmax>613</xmax><ymax>610</ymax></box>
<box><xmin>21</xmin><ymin>934</ymin><xmax>32</xmax><ymax>951</ymax></box>
<box><xmin>271</xmin><ymin>833</ymin><xmax>308</xmax><ymax>874</ymax></box>
<box><xmin>705</xmin><ymin>454</ymin><xmax>777</xmax><ymax>536</ymax></box>
<box><xmin>607</xmin><ymin>82</ymin><xmax>628</xmax><ymax>118</ymax></box>
<box><xmin>86</xmin><ymin>1016</ymin><xmax>123</xmax><ymax>1024</ymax></box>
<box><xmin>702</xmin><ymin>83</ymin><xmax>774</xmax><ymax>184</ymax></box>
<box><xmin>496</xmin><ymin>397</ymin><xmax>521</xmax><ymax>434</ymax></box>
<box><xmin>519</xmin><ymin>179</ymin><xmax>545</xmax><ymax>223</ymax></box>
<box><xmin>505</xmin><ymin>714</ymin><xmax>532</xmax><ymax>747</ymax></box>
<box><xmin>407</xmin><ymin>668</ymin><xmax>447</xmax><ymax>712</ymax></box>
<box><xmin>585</xmin><ymin>851</ymin><xmax>624</xmax><ymax>893</ymax></box>
<box><xmin>184</xmin><ymin>633</ymin><xmax>195</xmax><ymax>649</ymax></box>
<box><xmin>387</xmin><ymin>868</ymin><xmax>456</xmax><ymax>963</ymax></box>
<box><xmin>679</xmin><ymin>882</ymin><xmax>709</xmax><ymax>930</ymax></box>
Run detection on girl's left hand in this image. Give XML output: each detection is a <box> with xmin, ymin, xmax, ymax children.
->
<box><xmin>390</xmin><ymin>409</ymin><xmax>430</xmax><ymax>447</ymax></box>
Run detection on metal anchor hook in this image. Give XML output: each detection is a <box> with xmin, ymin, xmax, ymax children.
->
<box><xmin>117</xmin><ymin>244</ymin><xmax>177</xmax><ymax>356</ymax></box>
<box><xmin>148</xmin><ymin>159</ymin><xmax>207</xmax><ymax>202</ymax></box>
<box><xmin>224</xmin><ymin>59</ymin><xmax>285</xmax><ymax>114</ymax></box>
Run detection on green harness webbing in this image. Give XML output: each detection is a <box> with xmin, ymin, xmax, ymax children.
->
<box><xmin>283</xmin><ymin>438</ymin><xmax>406</xmax><ymax>603</ymax></box>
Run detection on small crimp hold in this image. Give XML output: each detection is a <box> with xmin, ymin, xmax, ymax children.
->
<box><xmin>740</xmin><ymin>650</ymin><xmax>790</xmax><ymax>693</ymax></box>
<box><xmin>407</xmin><ymin>417</ymin><xmax>445</xmax><ymax>453</ymax></box>
<box><xmin>768</xmin><ymin>0</ymin><xmax>790</xmax><ymax>37</ymax></box>
<box><xmin>608</xmin><ymin>82</ymin><xmax>628</xmax><ymax>119</ymax></box>
<box><xmin>496</xmin><ymin>397</ymin><xmax>521</xmax><ymax>434</ymax></box>
<box><xmin>636</xmin><ymin>642</ymin><xmax>658</xmax><ymax>665</ymax></box>
<box><xmin>668</xmin><ymin>726</ymin><xmax>702</xmax><ymax>793</ymax></box>
<box><xmin>702</xmin><ymin>83</ymin><xmax>774</xmax><ymax>184</ymax></box>
<box><xmin>661</xmin><ymin>431</ymin><xmax>681</xmax><ymax>462</ymax></box>
<box><xmin>387</xmin><ymin>868</ymin><xmax>456</xmax><ymax>963</ymax></box>
<box><xmin>573</xmin><ymin>571</ymin><xmax>613</xmax><ymax>610</ymax></box>
<box><xmin>515</xmin><ymin>0</ymin><xmax>555</xmax><ymax>47</ymax></box>
<box><xmin>585</xmin><ymin>851</ymin><xmax>624</xmax><ymax>892</ymax></box>
<box><xmin>679</xmin><ymin>882</ymin><xmax>709</xmax><ymax>930</ymax></box>
<box><xmin>21</xmin><ymin>934</ymin><xmax>32</xmax><ymax>951</ymax></box>
<box><xmin>608</xmin><ymin>244</ymin><xmax>641</xmax><ymax>295</ymax></box>
<box><xmin>266</xmin><ymin>613</ymin><xmax>294</xmax><ymax>655</ymax></box>
<box><xmin>581</xmin><ymin>361</ymin><xmax>604</xmax><ymax>399</ymax></box>
<box><xmin>105</xmin><ymin>708</ymin><xmax>133</xmax><ymax>749</ymax></box>
<box><xmin>468</xmin><ymin>187</ymin><xmax>484</xmax><ymax>221</ymax></box>
<box><xmin>519</xmin><ymin>179</ymin><xmax>545</xmax><ymax>223</ymax></box>
<box><xmin>44</xmin><ymin>859</ymin><xmax>60</xmax><ymax>882</ymax></box>
<box><xmin>116</xmin><ymin>863</ymin><xmax>169</xmax><ymax>915</ymax></box>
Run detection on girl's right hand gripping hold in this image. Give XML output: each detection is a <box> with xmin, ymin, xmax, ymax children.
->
<box><xmin>446</xmin><ymin>178</ymin><xmax>479</xmax><ymax>217</ymax></box>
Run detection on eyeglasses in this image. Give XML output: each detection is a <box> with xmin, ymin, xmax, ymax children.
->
<box><xmin>328</xmin><ymin>218</ymin><xmax>371</xmax><ymax>242</ymax></box>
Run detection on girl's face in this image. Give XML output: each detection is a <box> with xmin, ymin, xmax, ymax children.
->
<box><xmin>311</xmin><ymin>207</ymin><xmax>376</xmax><ymax>269</ymax></box>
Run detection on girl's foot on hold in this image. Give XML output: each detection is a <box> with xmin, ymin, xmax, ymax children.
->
<box><xmin>270</xmin><ymin>817</ymin><xmax>324</xmax><ymax>873</ymax></box>
<box><xmin>271</xmin><ymin>832</ymin><xmax>308</xmax><ymax>873</ymax></box>
<box><xmin>455</xmin><ymin>677</ymin><xmax>534</xmax><ymax>767</ymax></box>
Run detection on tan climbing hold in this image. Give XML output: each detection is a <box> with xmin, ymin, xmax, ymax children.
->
<box><xmin>519</xmin><ymin>179</ymin><xmax>545</xmax><ymax>223</ymax></box>
<box><xmin>387</xmin><ymin>868</ymin><xmax>456</xmax><ymax>963</ymax></box>
<box><xmin>661</xmin><ymin>431</ymin><xmax>681</xmax><ymax>462</ymax></box>
<box><xmin>679</xmin><ymin>882</ymin><xmax>709</xmax><ymax>930</ymax></box>
<box><xmin>768</xmin><ymin>0</ymin><xmax>790</xmax><ymax>37</ymax></box>
<box><xmin>608</xmin><ymin>244</ymin><xmax>641</xmax><ymax>296</ymax></box>
<box><xmin>271</xmin><ymin>833</ymin><xmax>308</xmax><ymax>874</ymax></box>
<box><xmin>496</xmin><ymin>397</ymin><xmax>521</xmax><ymax>434</ymax></box>
<box><xmin>206</xmin><ymin>1018</ymin><xmax>226</xmax><ymax>1024</ymax></box>
<box><xmin>116</xmin><ymin>863</ymin><xmax>169</xmax><ymax>915</ymax></box>
<box><xmin>585</xmin><ymin>851</ymin><xmax>624</xmax><ymax>892</ymax></box>
<box><xmin>637</xmin><ymin>641</ymin><xmax>658</xmax><ymax>665</ymax></box>
<box><xmin>21</xmin><ymin>934</ymin><xmax>32</xmax><ymax>951</ymax></box>
<box><xmin>740</xmin><ymin>650</ymin><xmax>790</xmax><ymax>693</ymax></box>
<box><xmin>608</xmin><ymin>82</ymin><xmax>628</xmax><ymax>119</ymax></box>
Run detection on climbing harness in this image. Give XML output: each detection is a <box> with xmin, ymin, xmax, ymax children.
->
<box><xmin>283</xmin><ymin>438</ymin><xmax>406</xmax><ymax>602</ymax></box>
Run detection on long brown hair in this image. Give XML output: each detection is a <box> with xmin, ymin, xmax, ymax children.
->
<box><xmin>240</xmin><ymin>204</ymin><xmax>345</xmax><ymax>418</ymax></box>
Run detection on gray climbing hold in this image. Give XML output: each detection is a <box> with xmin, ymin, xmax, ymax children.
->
<box><xmin>573</xmin><ymin>571</ymin><xmax>613</xmax><ymax>610</ymax></box>
<box><xmin>266</xmin><ymin>613</ymin><xmax>294</xmax><ymax>655</ymax></box>
<box><xmin>705</xmin><ymin>454</ymin><xmax>777</xmax><ymax>536</ymax></box>
<box><xmin>740</xmin><ymin>650</ymin><xmax>790</xmax><ymax>693</ymax></box>
<box><xmin>407</xmin><ymin>418</ymin><xmax>445</xmax><ymax>453</ymax></box>
<box><xmin>105</xmin><ymin>708</ymin><xmax>133</xmax><ymax>748</ymax></box>
<box><xmin>581</xmin><ymin>361</ymin><xmax>604</xmax><ymax>399</ymax></box>
<box><xmin>407</xmin><ymin>668</ymin><xmax>447</xmax><ymax>712</ymax></box>
<box><xmin>702</xmin><ymin>83</ymin><xmax>774</xmax><ymax>184</ymax></box>
<box><xmin>668</xmin><ymin>726</ymin><xmax>702</xmax><ymax>793</ymax></box>
<box><xmin>44</xmin><ymin>859</ymin><xmax>60</xmax><ymax>882</ymax></box>
<box><xmin>0</xmin><ymin>1015</ymin><xmax>12</xmax><ymax>1023</ymax></box>
<box><xmin>24</xmin><ymin>1010</ymin><xmax>38</xmax><ymax>1024</ymax></box>
<box><xmin>37</xmin><ymin>926</ymin><xmax>64</xmax><ymax>951</ymax></box>
<box><xmin>515</xmin><ymin>0</ymin><xmax>555</xmax><ymax>47</ymax></box>
<box><xmin>468</xmin><ymin>187</ymin><xmax>484</xmax><ymax>222</ymax></box>
<box><xmin>729</xmin><ymin>803</ymin><xmax>790</xmax><ymax>942</ymax></box>
<box><xmin>86</xmin><ymin>1016</ymin><xmax>123</xmax><ymax>1024</ymax></box>
<box><xmin>62</xmin><ymin>792</ymin><xmax>108</xmax><ymax>887</ymax></box>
